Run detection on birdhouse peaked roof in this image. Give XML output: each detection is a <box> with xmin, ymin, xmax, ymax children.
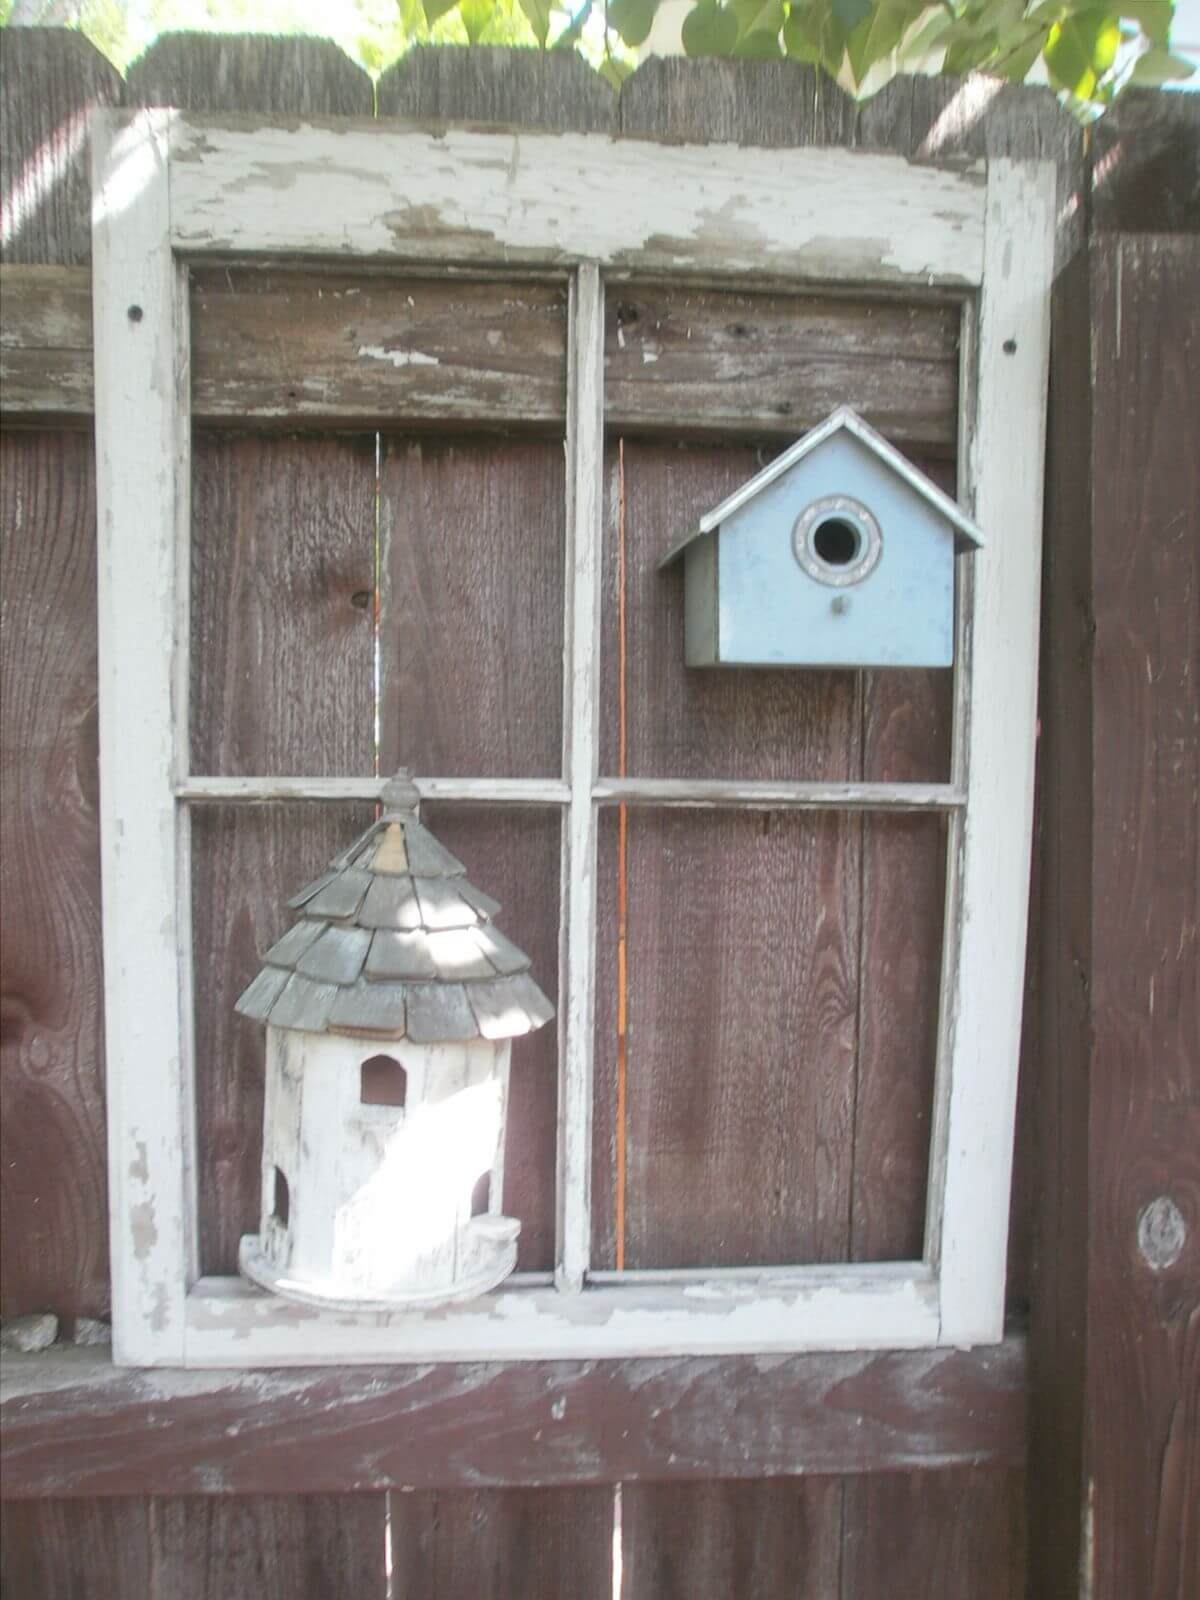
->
<box><xmin>659</xmin><ymin>406</ymin><xmax>984</xmax><ymax>567</ymax></box>
<box><xmin>235</xmin><ymin>770</ymin><xmax>554</xmax><ymax>1045</ymax></box>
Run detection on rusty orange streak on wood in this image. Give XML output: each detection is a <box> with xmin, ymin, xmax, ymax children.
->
<box><xmin>616</xmin><ymin>438</ymin><xmax>629</xmax><ymax>1272</ymax></box>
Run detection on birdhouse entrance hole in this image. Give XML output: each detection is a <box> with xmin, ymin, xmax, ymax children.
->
<box><xmin>361</xmin><ymin>1055</ymin><xmax>407</xmax><ymax>1109</ymax></box>
<box><xmin>792</xmin><ymin>493</ymin><xmax>883</xmax><ymax>590</ymax></box>
<box><xmin>270</xmin><ymin>1167</ymin><xmax>290</xmax><ymax>1228</ymax></box>
<box><xmin>812</xmin><ymin>517</ymin><xmax>861</xmax><ymax>567</ymax></box>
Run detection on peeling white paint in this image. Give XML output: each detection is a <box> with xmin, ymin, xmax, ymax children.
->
<box><xmin>357</xmin><ymin>344</ymin><xmax>439</xmax><ymax>369</ymax></box>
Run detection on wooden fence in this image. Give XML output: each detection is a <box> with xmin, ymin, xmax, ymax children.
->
<box><xmin>1</xmin><ymin>28</ymin><xmax>1196</xmax><ymax>1599</ymax></box>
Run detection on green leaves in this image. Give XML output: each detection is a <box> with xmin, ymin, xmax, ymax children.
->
<box><xmin>420</xmin><ymin>0</ymin><xmax>462</xmax><ymax>24</ymax></box>
<box><xmin>518</xmin><ymin>0</ymin><xmax>555</xmax><ymax>43</ymax></box>
<box><xmin>608</xmin><ymin>0</ymin><xmax>660</xmax><ymax>46</ymax></box>
<box><xmin>1044</xmin><ymin>7</ymin><xmax>1121</xmax><ymax>96</ymax></box>
<box><xmin>681</xmin><ymin>0</ymin><xmax>740</xmax><ymax>54</ymax></box>
<box><xmin>1128</xmin><ymin>42</ymin><xmax>1195</xmax><ymax>80</ymax></box>
<box><xmin>400</xmin><ymin>0</ymin><xmax>1194</xmax><ymax>109</ymax></box>
<box><xmin>458</xmin><ymin>0</ymin><xmax>495</xmax><ymax>38</ymax></box>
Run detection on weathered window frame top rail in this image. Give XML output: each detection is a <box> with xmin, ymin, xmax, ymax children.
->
<box><xmin>91</xmin><ymin>108</ymin><xmax>1055</xmax><ymax>1367</ymax></box>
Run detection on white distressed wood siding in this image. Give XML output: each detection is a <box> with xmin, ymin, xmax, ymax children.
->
<box><xmin>935</xmin><ymin>160</ymin><xmax>1056</xmax><ymax>1344</ymax></box>
<box><xmin>165</xmin><ymin>117</ymin><xmax>987</xmax><ymax>287</ymax></box>
<box><xmin>183</xmin><ymin>1265</ymin><xmax>939</xmax><ymax>1365</ymax></box>
<box><xmin>556</xmin><ymin>264</ymin><xmax>606</xmax><ymax>1293</ymax></box>
<box><xmin>91</xmin><ymin>110</ymin><xmax>193</xmax><ymax>1365</ymax></box>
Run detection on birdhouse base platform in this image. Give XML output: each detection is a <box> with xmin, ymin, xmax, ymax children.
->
<box><xmin>238</xmin><ymin>1217</ymin><xmax>520</xmax><ymax>1314</ymax></box>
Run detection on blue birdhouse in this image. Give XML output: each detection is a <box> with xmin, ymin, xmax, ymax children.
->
<box><xmin>660</xmin><ymin>407</ymin><xmax>983</xmax><ymax>670</ymax></box>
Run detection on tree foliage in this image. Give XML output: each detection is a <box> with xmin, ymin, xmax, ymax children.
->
<box><xmin>433</xmin><ymin>0</ymin><xmax>1194</xmax><ymax>108</ymax></box>
<box><xmin>4</xmin><ymin>0</ymin><xmax>1192</xmax><ymax>105</ymax></box>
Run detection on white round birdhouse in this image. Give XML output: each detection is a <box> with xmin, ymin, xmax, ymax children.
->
<box><xmin>234</xmin><ymin>770</ymin><xmax>554</xmax><ymax>1312</ymax></box>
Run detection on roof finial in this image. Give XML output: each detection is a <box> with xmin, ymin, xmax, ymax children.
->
<box><xmin>380</xmin><ymin>767</ymin><xmax>421</xmax><ymax>816</ymax></box>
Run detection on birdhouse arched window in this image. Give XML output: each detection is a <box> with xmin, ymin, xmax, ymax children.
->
<box><xmin>360</xmin><ymin>1055</ymin><xmax>407</xmax><ymax>1109</ymax></box>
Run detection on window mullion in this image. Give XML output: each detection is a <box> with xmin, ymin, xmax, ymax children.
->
<box><xmin>556</xmin><ymin>263</ymin><xmax>605</xmax><ymax>1294</ymax></box>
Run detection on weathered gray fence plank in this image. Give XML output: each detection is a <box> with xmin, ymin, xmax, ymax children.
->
<box><xmin>378</xmin><ymin>43</ymin><xmax>614</xmax><ymax>131</ymax></box>
<box><xmin>126</xmin><ymin>32</ymin><xmax>372</xmax><ymax>115</ymax></box>
<box><xmin>0</xmin><ymin>28</ymin><xmax>124</xmax><ymax>267</ymax></box>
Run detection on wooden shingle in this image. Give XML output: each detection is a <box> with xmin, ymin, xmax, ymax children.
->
<box><xmin>234</xmin><ymin>768</ymin><xmax>554</xmax><ymax>1042</ymax></box>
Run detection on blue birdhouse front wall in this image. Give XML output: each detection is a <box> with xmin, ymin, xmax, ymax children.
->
<box><xmin>684</xmin><ymin>429</ymin><xmax>960</xmax><ymax>670</ymax></box>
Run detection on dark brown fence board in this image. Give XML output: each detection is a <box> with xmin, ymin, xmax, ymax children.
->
<box><xmin>1087</xmin><ymin>233</ymin><xmax>1199</xmax><ymax>1600</ymax></box>
<box><xmin>1091</xmin><ymin>93</ymin><xmax>1200</xmax><ymax>232</ymax></box>
<box><xmin>421</xmin><ymin>806</ymin><xmax>561</xmax><ymax>1272</ymax></box>
<box><xmin>151</xmin><ymin>1495</ymin><xmax>387</xmax><ymax>1600</ymax></box>
<box><xmin>598</xmin><ymin>439</ymin><xmax>860</xmax><ymax>784</ymax></box>
<box><xmin>379</xmin><ymin>437</ymin><xmax>565</xmax><ymax>778</ymax></box>
<box><xmin>620</xmin><ymin>1478</ymin><xmax>844</xmax><ymax>1600</ymax></box>
<box><xmin>189</xmin><ymin>433</ymin><xmax>376</xmax><ymax>778</ymax></box>
<box><xmin>0</xmin><ymin>1340</ymin><xmax>1027</xmax><ymax>1497</ymax></box>
<box><xmin>0</xmin><ymin>431</ymin><xmax>108</xmax><ymax>1322</ymax></box>
<box><xmin>0</xmin><ymin>29</ymin><xmax>125</xmax><ymax>268</ymax></box>
<box><xmin>1025</xmin><ymin>243</ymin><xmax>1094</xmax><ymax>1600</ymax></box>
<box><xmin>840</xmin><ymin>1469</ymin><xmax>1026</xmax><ymax>1598</ymax></box>
<box><xmin>387</xmin><ymin>1487</ymin><xmax>613</xmax><ymax>1599</ymax></box>
<box><xmin>0</xmin><ymin>1498</ymin><xmax>152</xmax><ymax>1598</ymax></box>
<box><xmin>603</xmin><ymin>285</ymin><xmax>959</xmax><ymax>451</ymax></box>
<box><xmin>849</xmin><ymin>816</ymin><xmax>945</xmax><ymax>1262</ymax></box>
<box><xmin>597</xmin><ymin>807</ymin><xmax>860</xmax><ymax>1270</ymax></box>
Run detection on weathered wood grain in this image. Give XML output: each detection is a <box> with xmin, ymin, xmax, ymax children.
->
<box><xmin>378</xmin><ymin>437</ymin><xmax>565</xmax><ymax>778</ymax></box>
<box><xmin>0</xmin><ymin>265</ymin><xmax>93</xmax><ymax>419</ymax></box>
<box><xmin>1025</xmin><ymin>244</ymin><xmax>1093</xmax><ymax>1600</ymax></box>
<box><xmin>5</xmin><ymin>267</ymin><xmax>966</xmax><ymax>452</ymax></box>
<box><xmin>151</xmin><ymin>1495</ymin><xmax>387</xmax><ymax>1600</ymax></box>
<box><xmin>1087</xmin><ymin>235</ymin><xmax>1199</xmax><ymax>1600</ymax></box>
<box><xmin>0</xmin><ymin>1498</ymin><xmax>152</xmax><ymax>1598</ymax></box>
<box><xmin>0</xmin><ymin>432</ymin><xmax>108</xmax><ymax>1322</ymax></box>
<box><xmin>0</xmin><ymin>28</ymin><xmax>124</xmax><ymax>267</ymax></box>
<box><xmin>840</xmin><ymin>1469</ymin><xmax>1026</xmax><ymax>1597</ymax></box>
<box><xmin>595</xmin><ymin>808</ymin><xmax>860</xmax><ymax>1271</ymax></box>
<box><xmin>191</xmin><ymin>270</ymin><xmax>568</xmax><ymax>429</ymax></box>
<box><xmin>190</xmin><ymin>434</ymin><xmax>376</xmax><ymax>777</ymax></box>
<box><xmin>126</xmin><ymin>33</ymin><xmax>373</xmax><ymax>117</ymax></box>
<box><xmin>604</xmin><ymin>284</ymin><xmax>960</xmax><ymax>451</ymax></box>
<box><xmin>1091</xmin><ymin>92</ymin><xmax>1200</xmax><ymax>233</ymax></box>
<box><xmin>387</xmin><ymin>1488</ymin><xmax>612</xmax><ymax>1600</ymax></box>
<box><xmin>378</xmin><ymin>44</ymin><xmax>615</xmax><ymax>133</ymax></box>
<box><xmin>0</xmin><ymin>1338</ymin><xmax>1029</xmax><ymax>1496</ymax></box>
<box><xmin>619</xmin><ymin>56</ymin><xmax>856</xmax><ymax>148</ymax></box>
<box><xmin>621</xmin><ymin>1478</ymin><xmax>844</xmax><ymax>1599</ymax></box>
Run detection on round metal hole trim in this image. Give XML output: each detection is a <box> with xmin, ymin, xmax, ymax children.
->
<box><xmin>792</xmin><ymin>496</ymin><xmax>883</xmax><ymax>588</ymax></box>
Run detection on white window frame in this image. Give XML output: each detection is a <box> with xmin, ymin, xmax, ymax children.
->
<box><xmin>91</xmin><ymin>109</ymin><xmax>1055</xmax><ymax>1367</ymax></box>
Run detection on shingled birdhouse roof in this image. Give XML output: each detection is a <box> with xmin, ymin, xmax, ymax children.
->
<box><xmin>235</xmin><ymin>771</ymin><xmax>554</xmax><ymax>1044</ymax></box>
